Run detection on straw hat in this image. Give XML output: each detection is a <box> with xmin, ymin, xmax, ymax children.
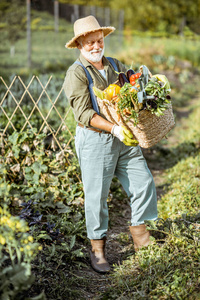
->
<box><xmin>65</xmin><ymin>15</ymin><xmax>115</xmax><ymax>49</ymax></box>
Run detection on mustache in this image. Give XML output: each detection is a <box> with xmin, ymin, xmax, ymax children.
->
<box><xmin>90</xmin><ymin>49</ymin><xmax>103</xmax><ymax>54</ymax></box>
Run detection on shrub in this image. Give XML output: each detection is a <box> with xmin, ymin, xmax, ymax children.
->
<box><xmin>0</xmin><ymin>127</ymin><xmax>86</xmax><ymax>299</ymax></box>
<box><xmin>0</xmin><ymin>203</ymin><xmax>44</xmax><ymax>299</ymax></box>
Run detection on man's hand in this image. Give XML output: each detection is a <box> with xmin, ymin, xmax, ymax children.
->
<box><xmin>111</xmin><ymin>125</ymin><xmax>139</xmax><ymax>146</ymax></box>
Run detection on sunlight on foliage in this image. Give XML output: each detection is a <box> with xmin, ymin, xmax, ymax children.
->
<box><xmin>0</xmin><ymin>205</ymin><xmax>43</xmax><ymax>299</ymax></box>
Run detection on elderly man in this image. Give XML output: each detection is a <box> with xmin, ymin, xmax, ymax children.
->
<box><xmin>63</xmin><ymin>15</ymin><xmax>157</xmax><ymax>273</ymax></box>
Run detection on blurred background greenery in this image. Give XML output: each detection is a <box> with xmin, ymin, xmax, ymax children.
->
<box><xmin>1</xmin><ymin>0</ymin><xmax>199</xmax><ymax>139</ymax></box>
<box><xmin>0</xmin><ymin>0</ymin><xmax>200</xmax><ymax>79</ymax></box>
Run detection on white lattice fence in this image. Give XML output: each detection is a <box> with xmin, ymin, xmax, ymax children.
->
<box><xmin>0</xmin><ymin>75</ymin><xmax>76</xmax><ymax>153</ymax></box>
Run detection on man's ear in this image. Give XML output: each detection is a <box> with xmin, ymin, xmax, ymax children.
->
<box><xmin>76</xmin><ymin>40</ymin><xmax>82</xmax><ymax>50</ymax></box>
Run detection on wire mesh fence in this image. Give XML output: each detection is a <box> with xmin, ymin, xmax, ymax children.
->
<box><xmin>0</xmin><ymin>75</ymin><xmax>76</xmax><ymax>153</ymax></box>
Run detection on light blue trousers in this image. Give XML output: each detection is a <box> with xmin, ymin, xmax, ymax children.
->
<box><xmin>75</xmin><ymin>126</ymin><xmax>157</xmax><ymax>240</ymax></box>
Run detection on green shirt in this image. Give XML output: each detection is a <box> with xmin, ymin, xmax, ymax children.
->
<box><xmin>63</xmin><ymin>54</ymin><xmax>127</xmax><ymax>126</ymax></box>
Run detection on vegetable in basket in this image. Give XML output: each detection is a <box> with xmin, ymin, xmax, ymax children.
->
<box><xmin>151</xmin><ymin>74</ymin><xmax>171</xmax><ymax>92</ymax></box>
<box><xmin>93</xmin><ymin>65</ymin><xmax>172</xmax><ymax>126</ymax></box>
<box><xmin>143</xmin><ymin>75</ymin><xmax>171</xmax><ymax>116</ymax></box>
<box><xmin>118</xmin><ymin>72</ymin><xmax>129</xmax><ymax>87</ymax></box>
<box><xmin>117</xmin><ymin>82</ymin><xmax>141</xmax><ymax>125</ymax></box>
<box><xmin>116</xmin><ymin>66</ymin><xmax>172</xmax><ymax>123</ymax></box>
<box><xmin>105</xmin><ymin>84</ymin><xmax>121</xmax><ymax>99</ymax></box>
<box><xmin>129</xmin><ymin>73</ymin><xmax>142</xmax><ymax>86</ymax></box>
<box><xmin>93</xmin><ymin>84</ymin><xmax>121</xmax><ymax>101</ymax></box>
<box><xmin>126</xmin><ymin>69</ymin><xmax>135</xmax><ymax>81</ymax></box>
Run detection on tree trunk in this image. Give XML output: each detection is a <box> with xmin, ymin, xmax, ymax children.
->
<box><xmin>179</xmin><ymin>15</ymin><xmax>186</xmax><ymax>36</ymax></box>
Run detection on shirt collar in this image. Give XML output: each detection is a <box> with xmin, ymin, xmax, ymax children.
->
<box><xmin>79</xmin><ymin>53</ymin><xmax>92</xmax><ymax>68</ymax></box>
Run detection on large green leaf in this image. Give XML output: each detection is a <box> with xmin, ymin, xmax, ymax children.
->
<box><xmin>31</xmin><ymin>161</ymin><xmax>48</xmax><ymax>175</ymax></box>
<box><xmin>56</xmin><ymin>202</ymin><xmax>71</xmax><ymax>214</ymax></box>
<box><xmin>8</xmin><ymin>131</ymin><xmax>19</xmax><ymax>145</ymax></box>
<box><xmin>70</xmin><ymin>235</ymin><xmax>76</xmax><ymax>250</ymax></box>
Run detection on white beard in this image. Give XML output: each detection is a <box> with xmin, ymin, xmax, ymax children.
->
<box><xmin>81</xmin><ymin>46</ymin><xmax>105</xmax><ymax>63</ymax></box>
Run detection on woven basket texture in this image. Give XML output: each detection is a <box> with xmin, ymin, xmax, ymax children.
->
<box><xmin>97</xmin><ymin>98</ymin><xmax>175</xmax><ymax>148</ymax></box>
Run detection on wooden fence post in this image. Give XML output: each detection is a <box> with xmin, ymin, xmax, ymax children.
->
<box><xmin>118</xmin><ymin>9</ymin><xmax>124</xmax><ymax>44</ymax></box>
<box><xmin>54</xmin><ymin>0</ymin><xmax>59</xmax><ymax>33</ymax></box>
<box><xmin>90</xmin><ymin>6</ymin><xmax>96</xmax><ymax>17</ymax></box>
<box><xmin>71</xmin><ymin>5</ymin><xmax>79</xmax><ymax>23</ymax></box>
<box><xmin>26</xmin><ymin>0</ymin><xmax>31</xmax><ymax>68</ymax></box>
<box><xmin>105</xmin><ymin>7</ymin><xmax>111</xmax><ymax>48</ymax></box>
<box><xmin>105</xmin><ymin>7</ymin><xmax>110</xmax><ymax>26</ymax></box>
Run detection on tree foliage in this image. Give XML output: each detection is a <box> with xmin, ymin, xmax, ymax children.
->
<box><xmin>108</xmin><ymin>0</ymin><xmax>200</xmax><ymax>34</ymax></box>
<box><xmin>58</xmin><ymin>0</ymin><xmax>111</xmax><ymax>7</ymax></box>
<box><xmin>57</xmin><ymin>0</ymin><xmax>200</xmax><ymax>35</ymax></box>
<box><xmin>0</xmin><ymin>0</ymin><xmax>199</xmax><ymax>43</ymax></box>
<box><xmin>0</xmin><ymin>0</ymin><xmax>26</xmax><ymax>44</ymax></box>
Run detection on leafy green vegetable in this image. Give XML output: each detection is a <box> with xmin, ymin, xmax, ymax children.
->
<box><xmin>144</xmin><ymin>77</ymin><xmax>171</xmax><ymax>116</ymax></box>
<box><xmin>152</xmin><ymin>74</ymin><xmax>171</xmax><ymax>91</ymax></box>
<box><xmin>117</xmin><ymin>74</ymin><xmax>171</xmax><ymax>124</ymax></box>
<box><xmin>93</xmin><ymin>86</ymin><xmax>105</xmax><ymax>100</ymax></box>
<box><xmin>117</xmin><ymin>83</ymin><xmax>139</xmax><ymax>125</ymax></box>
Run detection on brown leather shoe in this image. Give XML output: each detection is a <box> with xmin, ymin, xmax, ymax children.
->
<box><xmin>90</xmin><ymin>238</ymin><xmax>110</xmax><ymax>273</ymax></box>
<box><xmin>129</xmin><ymin>224</ymin><xmax>153</xmax><ymax>251</ymax></box>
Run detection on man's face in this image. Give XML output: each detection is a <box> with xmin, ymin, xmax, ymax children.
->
<box><xmin>78</xmin><ymin>30</ymin><xmax>105</xmax><ymax>63</ymax></box>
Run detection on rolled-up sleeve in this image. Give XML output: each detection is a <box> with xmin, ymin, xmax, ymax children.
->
<box><xmin>63</xmin><ymin>65</ymin><xmax>97</xmax><ymax>126</ymax></box>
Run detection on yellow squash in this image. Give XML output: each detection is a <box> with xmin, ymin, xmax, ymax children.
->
<box><xmin>105</xmin><ymin>84</ymin><xmax>121</xmax><ymax>99</ymax></box>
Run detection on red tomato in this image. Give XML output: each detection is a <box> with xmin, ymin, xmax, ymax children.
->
<box><xmin>130</xmin><ymin>74</ymin><xmax>136</xmax><ymax>85</ymax></box>
<box><xmin>129</xmin><ymin>73</ymin><xmax>141</xmax><ymax>85</ymax></box>
<box><xmin>130</xmin><ymin>74</ymin><xmax>136</xmax><ymax>81</ymax></box>
<box><xmin>135</xmin><ymin>72</ymin><xmax>142</xmax><ymax>79</ymax></box>
<box><xmin>130</xmin><ymin>80</ymin><xmax>136</xmax><ymax>86</ymax></box>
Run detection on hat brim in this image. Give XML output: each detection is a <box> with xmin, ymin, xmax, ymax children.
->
<box><xmin>65</xmin><ymin>26</ymin><xmax>115</xmax><ymax>49</ymax></box>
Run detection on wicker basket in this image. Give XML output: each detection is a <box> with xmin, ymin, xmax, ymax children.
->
<box><xmin>97</xmin><ymin>98</ymin><xmax>175</xmax><ymax>148</ymax></box>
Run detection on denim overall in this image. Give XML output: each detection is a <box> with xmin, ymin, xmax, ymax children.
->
<box><xmin>74</xmin><ymin>58</ymin><xmax>157</xmax><ymax>239</ymax></box>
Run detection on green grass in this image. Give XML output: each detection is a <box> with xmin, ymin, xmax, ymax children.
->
<box><xmin>0</xmin><ymin>30</ymin><xmax>77</xmax><ymax>78</ymax></box>
<box><xmin>158</xmin><ymin>102</ymin><xmax>200</xmax><ymax>220</ymax></box>
<box><xmin>116</xmin><ymin>35</ymin><xmax>200</xmax><ymax>70</ymax></box>
<box><xmin>0</xmin><ymin>31</ymin><xmax>124</xmax><ymax>79</ymax></box>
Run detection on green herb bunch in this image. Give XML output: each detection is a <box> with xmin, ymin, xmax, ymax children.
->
<box><xmin>117</xmin><ymin>76</ymin><xmax>171</xmax><ymax>125</ymax></box>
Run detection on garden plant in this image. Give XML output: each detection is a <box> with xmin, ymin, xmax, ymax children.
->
<box><xmin>0</xmin><ymin>6</ymin><xmax>200</xmax><ymax>300</ymax></box>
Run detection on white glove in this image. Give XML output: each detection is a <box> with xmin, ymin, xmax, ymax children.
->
<box><xmin>111</xmin><ymin>124</ymin><xmax>124</xmax><ymax>141</ymax></box>
<box><xmin>111</xmin><ymin>125</ymin><xmax>138</xmax><ymax>146</ymax></box>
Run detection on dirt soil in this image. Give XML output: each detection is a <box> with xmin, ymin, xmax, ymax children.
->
<box><xmin>70</xmin><ymin>104</ymin><xmax>192</xmax><ymax>300</ymax></box>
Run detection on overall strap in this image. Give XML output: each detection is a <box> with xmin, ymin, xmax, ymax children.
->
<box><xmin>74</xmin><ymin>58</ymin><xmax>118</xmax><ymax>114</ymax></box>
<box><xmin>106</xmin><ymin>57</ymin><xmax>118</xmax><ymax>72</ymax></box>
<box><xmin>74</xmin><ymin>61</ymin><xmax>100</xmax><ymax>114</ymax></box>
